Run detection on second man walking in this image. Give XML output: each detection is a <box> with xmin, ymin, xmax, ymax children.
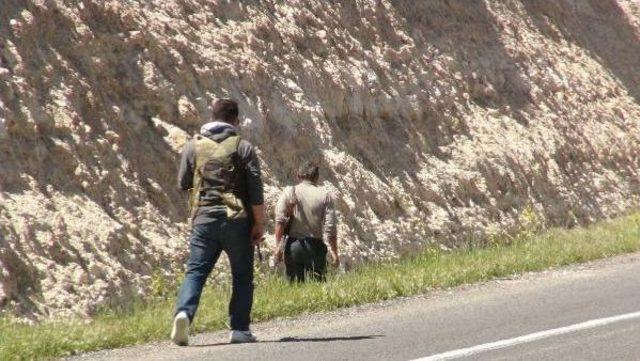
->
<box><xmin>274</xmin><ymin>162</ymin><xmax>338</xmax><ymax>282</ymax></box>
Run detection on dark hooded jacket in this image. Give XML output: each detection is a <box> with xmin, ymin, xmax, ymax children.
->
<box><xmin>178</xmin><ymin>122</ymin><xmax>264</xmax><ymax>226</ymax></box>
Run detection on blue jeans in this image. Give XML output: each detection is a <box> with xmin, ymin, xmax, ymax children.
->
<box><xmin>175</xmin><ymin>218</ymin><xmax>254</xmax><ymax>331</ymax></box>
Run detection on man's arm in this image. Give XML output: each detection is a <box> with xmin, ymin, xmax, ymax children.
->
<box><xmin>273</xmin><ymin>190</ymin><xmax>291</xmax><ymax>262</ymax></box>
<box><xmin>239</xmin><ymin>140</ymin><xmax>265</xmax><ymax>245</ymax></box>
<box><xmin>323</xmin><ymin>193</ymin><xmax>339</xmax><ymax>266</ymax></box>
<box><xmin>251</xmin><ymin>204</ymin><xmax>265</xmax><ymax>246</ymax></box>
<box><xmin>274</xmin><ymin>221</ymin><xmax>286</xmax><ymax>262</ymax></box>
<box><xmin>178</xmin><ymin>141</ymin><xmax>195</xmax><ymax>191</ymax></box>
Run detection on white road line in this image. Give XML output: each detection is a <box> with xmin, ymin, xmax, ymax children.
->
<box><xmin>411</xmin><ymin>310</ymin><xmax>640</xmax><ymax>361</ymax></box>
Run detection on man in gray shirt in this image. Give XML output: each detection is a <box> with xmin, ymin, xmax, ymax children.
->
<box><xmin>274</xmin><ymin>162</ymin><xmax>338</xmax><ymax>282</ymax></box>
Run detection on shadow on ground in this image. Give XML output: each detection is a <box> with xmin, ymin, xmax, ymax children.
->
<box><xmin>192</xmin><ymin>334</ymin><xmax>384</xmax><ymax>348</ymax></box>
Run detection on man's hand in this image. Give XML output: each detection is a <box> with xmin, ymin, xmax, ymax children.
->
<box><xmin>274</xmin><ymin>247</ymin><xmax>284</xmax><ymax>264</ymax></box>
<box><xmin>251</xmin><ymin>222</ymin><xmax>264</xmax><ymax>246</ymax></box>
<box><xmin>329</xmin><ymin>250</ymin><xmax>339</xmax><ymax>267</ymax></box>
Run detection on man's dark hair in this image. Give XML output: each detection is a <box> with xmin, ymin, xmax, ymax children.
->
<box><xmin>212</xmin><ymin>98</ymin><xmax>239</xmax><ymax>123</ymax></box>
<box><xmin>297</xmin><ymin>161</ymin><xmax>319</xmax><ymax>182</ymax></box>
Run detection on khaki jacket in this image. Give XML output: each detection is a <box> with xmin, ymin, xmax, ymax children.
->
<box><xmin>275</xmin><ymin>181</ymin><xmax>336</xmax><ymax>242</ymax></box>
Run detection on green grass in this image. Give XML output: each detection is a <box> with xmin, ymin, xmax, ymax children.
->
<box><xmin>2</xmin><ymin>213</ymin><xmax>640</xmax><ymax>360</ymax></box>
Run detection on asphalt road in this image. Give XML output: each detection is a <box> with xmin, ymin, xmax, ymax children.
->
<box><xmin>67</xmin><ymin>253</ymin><xmax>640</xmax><ymax>361</ymax></box>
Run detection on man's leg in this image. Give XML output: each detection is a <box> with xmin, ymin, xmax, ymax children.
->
<box><xmin>285</xmin><ymin>239</ymin><xmax>305</xmax><ymax>282</ymax></box>
<box><xmin>291</xmin><ymin>260</ymin><xmax>306</xmax><ymax>283</ymax></box>
<box><xmin>222</xmin><ymin>218</ymin><xmax>254</xmax><ymax>331</ymax></box>
<box><xmin>175</xmin><ymin>223</ymin><xmax>222</xmax><ymax>322</ymax></box>
<box><xmin>284</xmin><ymin>258</ymin><xmax>298</xmax><ymax>282</ymax></box>
<box><xmin>309</xmin><ymin>239</ymin><xmax>328</xmax><ymax>282</ymax></box>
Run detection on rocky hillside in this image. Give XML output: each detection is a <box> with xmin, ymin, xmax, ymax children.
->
<box><xmin>1</xmin><ymin>0</ymin><xmax>639</xmax><ymax>319</ymax></box>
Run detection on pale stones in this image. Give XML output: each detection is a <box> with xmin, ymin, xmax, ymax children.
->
<box><xmin>0</xmin><ymin>116</ymin><xmax>6</xmax><ymax>140</ymax></box>
<box><xmin>151</xmin><ymin>116</ymin><xmax>189</xmax><ymax>152</ymax></box>
<box><xmin>177</xmin><ymin>96</ymin><xmax>199</xmax><ymax>125</ymax></box>
<box><xmin>73</xmin><ymin>267</ymin><xmax>90</xmax><ymax>285</ymax></box>
<box><xmin>104</xmin><ymin>130</ymin><xmax>121</xmax><ymax>144</ymax></box>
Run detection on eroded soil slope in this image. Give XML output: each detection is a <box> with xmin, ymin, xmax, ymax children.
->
<box><xmin>1</xmin><ymin>0</ymin><xmax>639</xmax><ymax>318</ymax></box>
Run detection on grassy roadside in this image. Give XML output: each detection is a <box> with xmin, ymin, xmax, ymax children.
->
<box><xmin>2</xmin><ymin>213</ymin><xmax>640</xmax><ymax>360</ymax></box>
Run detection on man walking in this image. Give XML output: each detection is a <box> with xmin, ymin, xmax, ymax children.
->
<box><xmin>274</xmin><ymin>162</ymin><xmax>338</xmax><ymax>282</ymax></box>
<box><xmin>172</xmin><ymin>99</ymin><xmax>265</xmax><ymax>346</ymax></box>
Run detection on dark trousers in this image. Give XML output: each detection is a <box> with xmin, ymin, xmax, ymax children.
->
<box><xmin>284</xmin><ymin>237</ymin><xmax>327</xmax><ymax>282</ymax></box>
<box><xmin>175</xmin><ymin>218</ymin><xmax>254</xmax><ymax>331</ymax></box>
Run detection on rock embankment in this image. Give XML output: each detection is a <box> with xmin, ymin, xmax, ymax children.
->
<box><xmin>1</xmin><ymin>0</ymin><xmax>639</xmax><ymax>319</ymax></box>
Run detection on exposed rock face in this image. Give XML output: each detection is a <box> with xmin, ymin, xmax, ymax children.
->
<box><xmin>1</xmin><ymin>0</ymin><xmax>639</xmax><ymax>318</ymax></box>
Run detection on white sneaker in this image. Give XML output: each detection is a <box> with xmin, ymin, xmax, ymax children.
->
<box><xmin>229</xmin><ymin>330</ymin><xmax>257</xmax><ymax>343</ymax></box>
<box><xmin>171</xmin><ymin>311</ymin><xmax>190</xmax><ymax>346</ymax></box>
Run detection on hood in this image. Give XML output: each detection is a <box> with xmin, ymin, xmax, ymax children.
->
<box><xmin>200</xmin><ymin>121</ymin><xmax>238</xmax><ymax>142</ymax></box>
